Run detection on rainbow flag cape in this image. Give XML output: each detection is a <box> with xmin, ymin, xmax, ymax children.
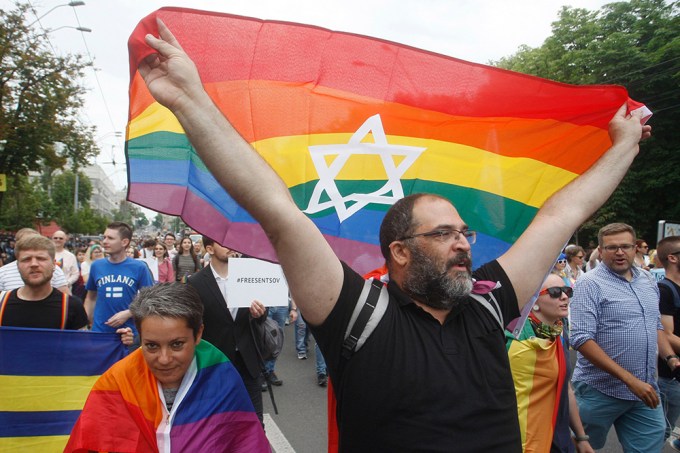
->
<box><xmin>127</xmin><ymin>7</ymin><xmax>635</xmax><ymax>274</ymax></box>
<box><xmin>505</xmin><ymin>318</ymin><xmax>568</xmax><ymax>452</ymax></box>
<box><xmin>65</xmin><ymin>339</ymin><xmax>268</xmax><ymax>453</ymax></box>
<box><xmin>0</xmin><ymin>327</ymin><xmax>126</xmax><ymax>452</ymax></box>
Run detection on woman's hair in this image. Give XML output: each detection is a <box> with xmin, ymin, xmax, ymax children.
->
<box><xmin>173</xmin><ymin>236</ymin><xmax>200</xmax><ymax>271</ymax></box>
<box><xmin>86</xmin><ymin>244</ymin><xmax>103</xmax><ymax>264</ymax></box>
<box><xmin>564</xmin><ymin>245</ymin><xmax>585</xmax><ymax>262</ymax></box>
<box><xmin>130</xmin><ymin>283</ymin><xmax>204</xmax><ymax>339</ymax></box>
<box><xmin>154</xmin><ymin>240</ymin><xmax>169</xmax><ymax>259</ymax></box>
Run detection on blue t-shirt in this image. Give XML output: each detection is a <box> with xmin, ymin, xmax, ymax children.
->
<box><xmin>86</xmin><ymin>257</ymin><xmax>153</xmax><ymax>333</ymax></box>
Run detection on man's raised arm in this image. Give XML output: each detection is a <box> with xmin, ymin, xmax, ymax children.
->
<box><xmin>140</xmin><ymin>20</ymin><xmax>343</xmax><ymax>326</ymax></box>
<box><xmin>498</xmin><ymin>104</ymin><xmax>651</xmax><ymax>307</ymax></box>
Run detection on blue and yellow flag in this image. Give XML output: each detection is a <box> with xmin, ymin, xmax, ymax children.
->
<box><xmin>0</xmin><ymin>327</ymin><xmax>126</xmax><ymax>452</ymax></box>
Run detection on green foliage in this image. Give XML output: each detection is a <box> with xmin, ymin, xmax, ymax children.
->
<box><xmin>0</xmin><ymin>3</ymin><xmax>97</xmax><ymax>176</ymax></box>
<box><xmin>495</xmin><ymin>0</ymin><xmax>680</xmax><ymax>245</ymax></box>
<box><xmin>152</xmin><ymin>213</ymin><xmax>164</xmax><ymax>230</ymax></box>
<box><xmin>0</xmin><ymin>174</ymin><xmax>43</xmax><ymax>229</ymax></box>
<box><xmin>0</xmin><ymin>1</ymin><xmax>98</xmax><ymax>230</ymax></box>
<box><xmin>113</xmin><ymin>200</ymin><xmax>147</xmax><ymax>230</ymax></box>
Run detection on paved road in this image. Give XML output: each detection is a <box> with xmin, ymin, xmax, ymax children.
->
<box><xmin>261</xmin><ymin>322</ymin><xmax>676</xmax><ymax>452</ymax></box>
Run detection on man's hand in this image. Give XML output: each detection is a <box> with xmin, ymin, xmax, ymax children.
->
<box><xmin>289</xmin><ymin>308</ymin><xmax>299</xmax><ymax>323</ymax></box>
<box><xmin>105</xmin><ymin>309</ymin><xmax>132</xmax><ymax>328</ymax></box>
<box><xmin>574</xmin><ymin>440</ymin><xmax>595</xmax><ymax>453</ymax></box>
<box><xmin>116</xmin><ymin>327</ymin><xmax>134</xmax><ymax>346</ymax></box>
<box><xmin>625</xmin><ymin>377</ymin><xmax>659</xmax><ymax>408</ymax></box>
<box><xmin>249</xmin><ymin>300</ymin><xmax>266</xmax><ymax>319</ymax></box>
<box><xmin>608</xmin><ymin>103</ymin><xmax>652</xmax><ymax>151</ymax></box>
<box><xmin>139</xmin><ymin>19</ymin><xmax>205</xmax><ymax>113</ymax></box>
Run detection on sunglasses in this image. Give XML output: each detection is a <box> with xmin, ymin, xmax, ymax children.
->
<box><xmin>539</xmin><ymin>286</ymin><xmax>573</xmax><ymax>298</ymax></box>
<box><xmin>556</xmin><ymin>259</ymin><xmax>567</xmax><ymax>264</ymax></box>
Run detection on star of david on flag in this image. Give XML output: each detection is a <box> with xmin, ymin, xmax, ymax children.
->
<box><xmin>304</xmin><ymin>115</ymin><xmax>425</xmax><ymax>222</ymax></box>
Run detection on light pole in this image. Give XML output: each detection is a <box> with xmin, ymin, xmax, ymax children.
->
<box><xmin>48</xmin><ymin>26</ymin><xmax>92</xmax><ymax>33</ymax></box>
<box><xmin>28</xmin><ymin>1</ymin><xmax>86</xmax><ymax>27</ymax></box>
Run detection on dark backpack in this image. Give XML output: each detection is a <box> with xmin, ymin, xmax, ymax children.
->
<box><xmin>250</xmin><ymin>316</ymin><xmax>284</xmax><ymax>362</ymax></box>
<box><xmin>249</xmin><ymin>315</ymin><xmax>285</xmax><ymax>414</ymax></box>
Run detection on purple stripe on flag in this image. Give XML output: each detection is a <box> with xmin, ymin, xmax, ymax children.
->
<box><xmin>130</xmin><ymin>183</ymin><xmax>383</xmax><ymax>274</ymax></box>
<box><xmin>170</xmin><ymin>411</ymin><xmax>270</xmax><ymax>452</ymax></box>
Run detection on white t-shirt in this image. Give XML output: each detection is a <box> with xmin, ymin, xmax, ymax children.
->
<box><xmin>0</xmin><ymin>261</ymin><xmax>68</xmax><ymax>291</ymax></box>
<box><xmin>55</xmin><ymin>249</ymin><xmax>79</xmax><ymax>286</ymax></box>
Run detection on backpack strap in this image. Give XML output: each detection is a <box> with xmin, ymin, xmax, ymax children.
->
<box><xmin>0</xmin><ymin>290</ymin><xmax>11</xmax><ymax>326</ymax></box>
<box><xmin>659</xmin><ymin>278</ymin><xmax>680</xmax><ymax>309</ymax></box>
<box><xmin>60</xmin><ymin>292</ymin><xmax>69</xmax><ymax>330</ymax></box>
<box><xmin>341</xmin><ymin>278</ymin><xmax>389</xmax><ymax>359</ymax></box>
<box><xmin>469</xmin><ymin>292</ymin><xmax>504</xmax><ymax>330</ymax></box>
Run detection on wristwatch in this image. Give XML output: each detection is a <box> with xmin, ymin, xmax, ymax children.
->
<box><xmin>573</xmin><ymin>434</ymin><xmax>590</xmax><ymax>442</ymax></box>
<box><xmin>665</xmin><ymin>354</ymin><xmax>680</xmax><ymax>364</ymax></box>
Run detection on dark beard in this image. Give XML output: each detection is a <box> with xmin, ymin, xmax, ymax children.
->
<box><xmin>403</xmin><ymin>247</ymin><xmax>473</xmax><ymax>310</ymax></box>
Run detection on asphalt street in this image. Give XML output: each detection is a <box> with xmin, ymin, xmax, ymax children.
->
<box><xmin>261</xmin><ymin>322</ymin><xmax>676</xmax><ymax>452</ymax></box>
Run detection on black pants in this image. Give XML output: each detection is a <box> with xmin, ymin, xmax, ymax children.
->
<box><xmin>231</xmin><ymin>351</ymin><xmax>264</xmax><ymax>427</ymax></box>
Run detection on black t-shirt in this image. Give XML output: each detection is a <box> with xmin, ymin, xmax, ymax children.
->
<box><xmin>1</xmin><ymin>288</ymin><xmax>88</xmax><ymax>330</ymax></box>
<box><xmin>310</xmin><ymin>260</ymin><xmax>522</xmax><ymax>452</ymax></box>
<box><xmin>658</xmin><ymin>278</ymin><xmax>680</xmax><ymax>378</ymax></box>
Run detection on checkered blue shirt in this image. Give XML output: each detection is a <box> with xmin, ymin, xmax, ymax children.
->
<box><xmin>571</xmin><ymin>263</ymin><xmax>662</xmax><ymax>400</ymax></box>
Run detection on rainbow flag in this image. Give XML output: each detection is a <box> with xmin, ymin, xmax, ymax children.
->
<box><xmin>0</xmin><ymin>327</ymin><xmax>126</xmax><ymax>452</ymax></box>
<box><xmin>505</xmin><ymin>319</ymin><xmax>568</xmax><ymax>452</ymax></box>
<box><xmin>65</xmin><ymin>339</ymin><xmax>268</xmax><ymax>452</ymax></box>
<box><xmin>127</xmin><ymin>7</ymin><xmax>634</xmax><ymax>273</ymax></box>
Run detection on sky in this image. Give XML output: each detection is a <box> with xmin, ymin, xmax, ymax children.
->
<box><xmin>6</xmin><ymin>0</ymin><xmax>612</xmax><ymax>196</ymax></box>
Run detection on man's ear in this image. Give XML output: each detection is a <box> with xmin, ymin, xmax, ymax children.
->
<box><xmin>389</xmin><ymin>241</ymin><xmax>410</xmax><ymax>268</ymax></box>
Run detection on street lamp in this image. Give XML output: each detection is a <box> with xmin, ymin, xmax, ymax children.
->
<box><xmin>48</xmin><ymin>26</ymin><xmax>92</xmax><ymax>33</ymax></box>
<box><xmin>28</xmin><ymin>1</ymin><xmax>86</xmax><ymax>27</ymax></box>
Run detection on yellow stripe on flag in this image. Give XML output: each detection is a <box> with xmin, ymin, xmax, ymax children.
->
<box><xmin>252</xmin><ymin>134</ymin><xmax>576</xmax><ymax>208</ymax></box>
<box><xmin>0</xmin><ymin>375</ymin><xmax>98</xmax><ymax>412</ymax></box>
<box><xmin>0</xmin><ymin>434</ymin><xmax>69</xmax><ymax>452</ymax></box>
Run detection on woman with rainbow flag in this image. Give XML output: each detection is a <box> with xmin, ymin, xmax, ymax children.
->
<box><xmin>506</xmin><ymin>274</ymin><xmax>594</xmax><ymax>453</ymax></box>
<box><xmin>65</xmin><ymin>283</ymin><xmax>269</xmax><ymax>453</ymax></box>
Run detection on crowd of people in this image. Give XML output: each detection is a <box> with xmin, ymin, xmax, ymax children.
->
<box><xmin>1</xmin><ymin>20</ymin><xmax>678</xmax><ymax>452</ymax></box>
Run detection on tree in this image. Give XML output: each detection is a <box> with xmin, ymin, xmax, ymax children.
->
<box><xmin>152</xmin><ymin>213</ymin><xmax>164</xmax><ymax>230</ymax></box>
<box><xmin>113</xmin><ymin>200</ymin><xmax>148</xmax><ymax>231</ymax></box>
<box><xmin>0</xmin><ymin>2</ymin><xmax>97</xmax><ymax>216</ymax></box>
<box><xmin>51</xmin><ymin>170</ymin><xmax>92</xmax><ymax>214</ymax></box>
<box><xmin>495</xmin><ymin>0</ymin><xmax>679</xmax><ymax>245</ymax></box>
<box><xmin>0</xmin><ymin>174</ymin><xmax>44</xmax><ymax>230</ymax></box>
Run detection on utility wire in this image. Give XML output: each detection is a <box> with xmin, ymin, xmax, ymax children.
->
<box><xmin>70</xmin><ymin>6</ymin><xmax>119</xmax><ymax>135</ymax></box>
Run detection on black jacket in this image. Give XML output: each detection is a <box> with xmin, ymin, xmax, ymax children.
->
<box><xmin>187</xmin><ymin>264</ymin><xmax>264</xmax><ymax>379</ymax></box>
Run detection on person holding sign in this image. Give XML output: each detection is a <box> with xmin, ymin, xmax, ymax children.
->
<box><xmin>187</xmin><ymin>236</ymin><xmax>268</xmax><ymax>425</ymax></box>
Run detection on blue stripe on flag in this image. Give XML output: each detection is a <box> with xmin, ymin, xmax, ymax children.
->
<box><xmin>0</xmin><ymin>327</ymin><xmax>126</xmax><ymax>376</ymax></box>
<box><xmin>0</xmin><ymin>410</ymin><xmax>81</xmax><ymax>437</ymax></box>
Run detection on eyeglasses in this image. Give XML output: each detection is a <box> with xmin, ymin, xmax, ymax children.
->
<box><xmin>399</xmin><ymin>228</ymin><xmax>476</xmax><ymax>245</ymax></box>
<box><xmin>539</xmin><ymin>286</ymin><xmax>573</xmax><ymax>298</ymax></box>
<box><xmin>575</xmin><ymin>255</ymin><xmax>584</xmax><ymax>259</ymax></box>
<box><xmin>602</xmin><ymin>244</ymin><xmax>635</xmax><ymax>253</ymax></box>
<box><xmin>556</xmin><ymin>259</ymin><xmax>567</xmax><ymax>264</ymax></box>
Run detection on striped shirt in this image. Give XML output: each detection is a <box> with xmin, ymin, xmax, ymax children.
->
<box><xmin>0</xmin><ymin>261</ymin><xmax>68</xmax><ymax>291</ymax></box>
<box><xmin>571</xmin><ymin>263</ymin><xmax>662</xmax><ymax>400</ymax></box>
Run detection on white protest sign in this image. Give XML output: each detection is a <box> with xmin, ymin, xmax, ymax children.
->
<box><xmin>226</xmin><ymin>257</ymin><xmax>289</xmax><ymax>307</ymax></box>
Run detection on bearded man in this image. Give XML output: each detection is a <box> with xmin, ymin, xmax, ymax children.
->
<box><xmin>139</xmin><ymin>21</ymin><xmax>651</xmax><ymax>452</ymax></box>
<box><xmin>0</xmin><ymin>235</ymin><xmax>87</xmax><ymax>330</ymax></box>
